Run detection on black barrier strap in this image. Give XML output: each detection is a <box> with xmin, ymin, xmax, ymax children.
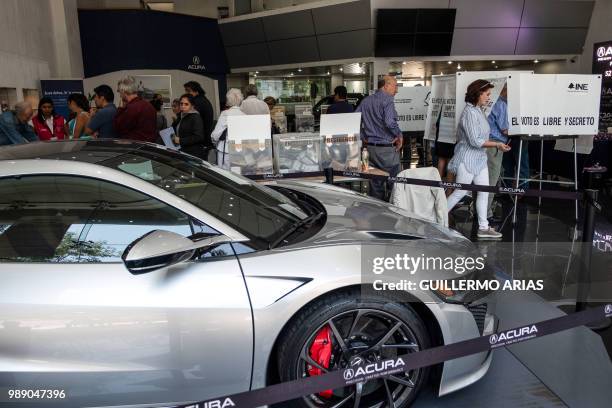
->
<box><xmin>244</xmin><ymin>171</ymin><xmax>326</xmax><ymax>181</ymax></box>
<box><xmin>333</xmin><ymin>170</ymin><xmax>583</xmax><ymax>201</ymax></box>
<box><xmin>242</xmin><ymin>170</ymin><xmax>582</xmax><ymax>200</ymax></box>
<box><xmin>175</xmin><ymin>305</ymin><xmax>611</xmax><ymax>408</ymax></box>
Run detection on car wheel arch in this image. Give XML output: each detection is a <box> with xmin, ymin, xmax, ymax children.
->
<box><xmin>264</xmin><ymin>284</ymin><xmax>444</xmax><ymax>387</ymax></box>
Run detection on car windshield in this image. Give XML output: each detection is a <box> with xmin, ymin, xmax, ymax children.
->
<box><xmin>98</xmin><ymin>145</ymin><xmax>308</xmax><ymax>247</ymax></box>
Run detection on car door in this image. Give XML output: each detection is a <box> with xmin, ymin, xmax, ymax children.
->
<box><xmin>0</xmin><ymin>174</ymin><xmax>253</xmax><ymax>407</ymax></box>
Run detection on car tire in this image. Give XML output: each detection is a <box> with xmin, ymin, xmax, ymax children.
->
<box><xmin>277</xmin><ymin>288</ymin><xmax>431</xmax><ymax>408</ymax></box>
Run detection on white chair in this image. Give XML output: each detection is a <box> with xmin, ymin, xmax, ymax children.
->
<box><xmin>390</xmin><ymin>167</ymin><xmax>448</xmax><ymax>227</ymax></box>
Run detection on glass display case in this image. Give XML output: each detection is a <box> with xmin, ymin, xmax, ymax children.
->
<box><xmin>228</xmin><ymin>139</ymin><xmax>274</xmax><ymax>175</ymax></box>
<box><xmin>273</xmin><ymin>133</ymin><xmax>322</xmax><ymax>173</ymax></box>
<box><xmin>321</xmin><ymin>134</ymin><xmax>362</xmax><ymax>170</ymax></box>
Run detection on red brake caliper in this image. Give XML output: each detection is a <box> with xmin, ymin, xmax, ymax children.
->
<box><xmin>308</xmin><ymin>325</ymin><xmax>333</xmax><ymax>398</ymax></box>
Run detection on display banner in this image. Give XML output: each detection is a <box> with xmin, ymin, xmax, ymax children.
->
<box><xmin>508</xmin><ymin>73</ymin><xmax>602</xmax><ymax>135</ymax></box>
<box><xmin>40</xmin><ymin>79</ymin><xmax>84</xmax><ymax>120</ymax></box>
<box><xmin>593</xmin><ymin>41</ymin><xmax>612</xmax><ymax>135</ymax></box>
<box><xmin>424</xmin><ymin>75</ymin><xmax>456</xmax><ymax>142</ymax></box>
<box><xmin>394</xmin><ymin>86</ymin><xmax>430</xmax><ymax>131</ymax></box>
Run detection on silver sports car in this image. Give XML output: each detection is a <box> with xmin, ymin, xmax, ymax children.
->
<box><xmin>0</xmin><ymin>141</ymin><xmax>497</xmax><ymax>408</ymax></box>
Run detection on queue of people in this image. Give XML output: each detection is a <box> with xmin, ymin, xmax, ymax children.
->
<box><xmin>0</xmin><ymin>75</ymin><xmax>514</xmax><ymax>238</ymax></box>
<box><xmin>353</xmin><ymin>75</ymin><xmax>514</xmax><ymax>239</ymax></box>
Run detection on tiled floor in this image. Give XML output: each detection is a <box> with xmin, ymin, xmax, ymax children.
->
<box><xmin>450</xmin><ymin>188</ymin><xmax>612</xmax><ymax>358</ymax></box>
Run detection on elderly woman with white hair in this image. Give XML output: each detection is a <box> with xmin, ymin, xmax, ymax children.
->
<box><xmin>210</xmin><ymin>88</ymin><xmax>245</xmax><ymax>168</ymax></box>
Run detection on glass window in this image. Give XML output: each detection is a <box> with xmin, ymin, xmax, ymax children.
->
<box><xmin>99</xmin><ymin>146</ymin><xmax>308</xmax><ymax>248</ymax></box>
<box><xmin>0</xmin><ymin>175</ymin><xmax>219</xmax><ymax>263</ymax></box>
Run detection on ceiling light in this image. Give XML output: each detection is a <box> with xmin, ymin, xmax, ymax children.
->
<box><xmin>254</xmin><ymin>74</ymin><xmax>257</xmax><ymax>77</ymax></box>
<box><xmin>255</xmin><ymin>71</ymin><xmax>259</xmax><ymax>74</ymax></box>
<box><xmin>402</xmin><ymin>61</ymin><xmax>407</xmax><ymax>65</ymax></box>
<box><xmin>495</xmin><ymin>65</ymin><xmax>498</xmax><ymax>69</ymax></box>
<box><xmin>491</xmin><ymin>60</ymin><xmax>496</xmax><ymax>64</ymax></box>
<box><xmin>447</xmin><ymin>61</ymin><xmax>453</xmax><ymax>64</ymax></box>
<box><xmin>298</xmin><ymin>68</ymin><xmax>302</xmax><ymax>72</ymax></box>
<box><xmin>327</xmin><ymin>71</ymin><xmax>330</xmax><ymax>75</ymax></box>
<box><xmin>340</xmin><ymin>67</ymin><xmax>343</xmax><ymax>71</ymax></box>
<box><xmin>534</xmin><ymin>59</ymin><xmax>539</xmax><ymax>63</ymax></box>
<box><xmin>290</xmin><ymin>72</ymin><xmax>294</xmax><ymax>76</ymax></box>
<box><xmin>457</xmin><ymin>64</ymin><xmax>462</xmax><ymax>70</ymax></box>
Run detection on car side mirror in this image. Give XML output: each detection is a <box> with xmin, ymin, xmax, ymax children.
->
<box><xmin>121</xmin><ymin>230</ymin><xmax>229</xmax><ymax>275</ymax></box>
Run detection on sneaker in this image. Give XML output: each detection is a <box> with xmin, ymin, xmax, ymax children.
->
<box><xmin>477</xmin><ymin>227</ymin><xmax>503</xmax><ymax>240</ymax></box>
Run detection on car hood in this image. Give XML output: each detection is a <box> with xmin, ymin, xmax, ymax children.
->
<box><xmin>273</xmin><ymin>180</ymin><xmax>471</xmax><ymax>248</ymax></box>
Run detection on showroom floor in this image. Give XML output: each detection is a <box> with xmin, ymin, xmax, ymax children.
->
<box><xmin>410</xmin><ymin>189</ymin><xmax>611</xmax><ymax>407</ymax></box>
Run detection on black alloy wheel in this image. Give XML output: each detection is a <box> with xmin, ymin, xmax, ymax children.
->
<box><xmin>277</xmin><ymin>290</ymin><xmax>430</xmax><ymax>408</ymax></box>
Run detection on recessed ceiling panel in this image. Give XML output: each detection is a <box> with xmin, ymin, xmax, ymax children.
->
<box><xmin>225</xmin><ymin>43</ymin><xmax>270</xmax><ymax>68</ymax></box>
<box><xmin>262</xmin><ymin>10</ymin><xmax>315</xmax><ymax>41</ymax></box>
<box><xmin>318</xmin><ymin>29</ymin><xmax>374</xmax><ymax>60</ymax></box>
<box><xmin>521</xmin><ymin>0</ymin><xmax>594</xmax><ymax>28</ymax></box>
<box><xmin>416</xmin><ymin>9</ymin><xmax>456</xmax><ymax>33</ymax></box>
<box><xmin>312</xmin><ymin>0</ymin><xmax>372</xmax><ymax>34</ymax></box>
<box><xmin>450</xmin><ymin>0</ymin><xmax>524</xmax><ymax>28</ymax></box>
<box><xmin>516</xmin><ymin>28</ymin><xmax>588</xmax><ymax>54</ymax></box>
<box><xmin>415</xmin><ymin>33</ymin><xmax>454</xmax><ymax>55</ymax></box>
<box><xmin>451</xmin><ymin>28</ymin><xmax>519</xmax><ymax>55</ymax></box>
<box><xmin>219</xmin><ymin>19</ymin><xmax>266</xmax><ymax>46</ymax></box>
<box><xmin>376</xmin><ymin>9</ymin><xmax>418</xmax><ymax>34</ymax></box>
<box><xmin>267</xmin><ymin>37</ymin><xmax>320</xmax><ymax>65</ymax></box>
<box><xmin>376</xmin><ymin>34</ymin><xmax>415</xmax><ymax>57</ymax></box>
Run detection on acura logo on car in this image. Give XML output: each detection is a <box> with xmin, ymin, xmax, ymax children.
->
<box><xmin>489</xmin><ymin>334</ymin><xmax>499</xmax><ymax>345</ymax></box>
<box><xmin>605</xmin><ymin>304</ymin><xmax>612</xmax><ymax>315</ymax></box>
<box><xmin>350</xmin><ymin>356</ymin><xmax>364</xmax><ymax>367</ymax></box>
<box><xmin>343</xmin><ymin>368</ymin><xmax>355</xmax><ymax>380</ymax></box>
<box><xmin>193</xmin><ymin>55</ymin><xmax>200</xmax><ymax>65</ymax></box>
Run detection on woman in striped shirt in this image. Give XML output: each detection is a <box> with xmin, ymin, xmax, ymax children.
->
<box><xmin>447</xmin><ymin>79</ymin><xmax>511</xmax><ymax>239</ymax></box>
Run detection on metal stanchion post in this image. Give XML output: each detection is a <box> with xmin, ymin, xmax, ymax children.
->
<box><xmin>574</xmin><ymin>138</ymin><xmax>578</xmax><ymax>221</ymax></box>
<box><xmin>324</xmin><ymin>167</ymin><xmax>334</xmax><ymax>184</ymax></box>
<box><xmin>575</xmin><ymin>189</ymin><xmax>597</xmax><ymax>312</ymax></box>
<box><xmin>539</xmin><ymin>137</ymin><xmax>544</xmax><ymax>207</ymax></box>
<box><xmin>575</xmin><ymin>189</ymin><xmax>611</xmax><ymax>330</ymax></box>
<box><xmin>512</xmin><ymin>137</ymin><xmax>524</xmax><ymax>225</ymax></box>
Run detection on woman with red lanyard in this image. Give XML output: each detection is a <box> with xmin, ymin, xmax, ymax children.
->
<box><xmin>32</xmin><ymin>97</ymin><xmax>66</xmax><ymax>141</ymax></box>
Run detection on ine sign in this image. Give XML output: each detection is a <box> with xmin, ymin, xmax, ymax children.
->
<box><xmin>507</xmin><ymin>73</ymin><xmax>601</xmax><ymax>135</ymax></box>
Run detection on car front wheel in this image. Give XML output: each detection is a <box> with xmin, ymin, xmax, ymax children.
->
<box><xmin>277</xmin><ymin>289</ymin><xmax>431</xmax><ymax>408</ymax></box>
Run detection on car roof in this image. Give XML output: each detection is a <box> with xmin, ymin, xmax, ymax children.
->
<box><xmin>0</xmin><ymin>139</ymin><xmax>178</xmax><ymax>163</ymax></box>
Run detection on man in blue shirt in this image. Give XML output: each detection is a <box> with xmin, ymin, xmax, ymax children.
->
<box><xmin>486</xmin><ymin>85</ymin><xmax>508</xmax><ymax>220</ymax></box>
<box><xmin>86</xmin><ymin>84</ymin><xmax>118</xmax><ymax>138</ymax></box>
<box><xmin>356</xmin><ymin>76</ymin><xmax>403</xmax><ymax>200</ymax></box>
<box><xmin>326</xmin><ymin>86</ymin><xmax>353</xmax><ymax>114</ymax></box>
<box><xmin>0</xmin><ymin>102</ymin><xmax>38</xmax><ymax>145</ymax></box>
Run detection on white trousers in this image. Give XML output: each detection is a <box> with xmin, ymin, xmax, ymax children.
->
<box><xmin>447</xmin><ymin>162</ymin><xmax>489</xmax><ymax>230</ymax></box>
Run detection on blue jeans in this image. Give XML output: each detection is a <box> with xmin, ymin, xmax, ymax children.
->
<box><xmin>503</xmin><ymin>140</ymin><xmax>529</xmax><ymax>187</ymax></box>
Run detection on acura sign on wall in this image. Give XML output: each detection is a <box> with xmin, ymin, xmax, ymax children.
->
<box><xmin>594</xmin><ymin>41</ymin><xmax>612</xmax><ymax>134</ymax></box>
